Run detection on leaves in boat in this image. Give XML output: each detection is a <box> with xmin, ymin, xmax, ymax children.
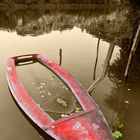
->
<box><xmin>42</xmin><ymin>93</ymin><xmax>76</xmax><ymax>114</ymax></box>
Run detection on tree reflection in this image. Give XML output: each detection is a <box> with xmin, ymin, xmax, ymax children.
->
<box><xmin>0</xmin><ymin>6</ymin><xmax>137</xmax><ymax>46</ymax></box>
<box><xmin>104</xmin><ymin>25</ymin><xmax>140</xmax><ymax>140</ymax></box>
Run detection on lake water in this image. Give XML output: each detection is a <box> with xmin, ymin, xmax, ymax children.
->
<box><xmin>0</xmin><ymin>6</ymin><xmax>140</xmax><ymax>140</ymax></box>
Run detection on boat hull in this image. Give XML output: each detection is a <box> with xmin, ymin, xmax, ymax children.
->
<box><xmin>6</xmin><ymin>54</ymin><xmax>113</xmax><ymax>140</ymax></box>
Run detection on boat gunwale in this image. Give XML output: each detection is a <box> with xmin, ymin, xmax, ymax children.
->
<box><xmin>6</xmin><ymin>53</ymin><xmax>113</xmax><ymax>140</ymax></box>
<box><xmin>6</xmin><ymin>54</ymin><xmax>96</xmax><ymax>127</ymax></box>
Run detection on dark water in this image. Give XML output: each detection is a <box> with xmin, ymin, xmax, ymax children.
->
<box><xmin>0</xmin><ymin>6</ymin><xmax>140</xmax><ymax>140</ymax></box>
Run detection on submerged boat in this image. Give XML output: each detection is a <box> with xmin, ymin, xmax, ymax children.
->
<box><xmin>6</xmin><ymin>54</ymin><xmax>113</xmax><ymax>140</ymax></box>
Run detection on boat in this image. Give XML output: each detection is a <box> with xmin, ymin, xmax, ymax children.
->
<box><xmin>6</xmin><ymin>54</ymin><xmax>114</xmax><ymax>140</ymax></box>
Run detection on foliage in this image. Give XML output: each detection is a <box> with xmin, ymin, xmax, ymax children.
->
<box><xmin>112</xmin><ymin>130</ymin><xmax>122</xmax><ymax>139</ymax></box>
<box><xmin>117</xmin><ymin>123</ymin><xmax>123</xmax><ymax>129</ymax></box>
<box><xmin>111</xmin><ymin>122</ymin><xmax>124</xmax><ymax>139</ymax></box>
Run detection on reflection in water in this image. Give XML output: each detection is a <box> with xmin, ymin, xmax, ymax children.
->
<box><xmin>102</xmin><ymin>42</ymin><xmax>115</xmax><ymax>77</ymax></box>
<box><xmin>59</xmin><ymin>48</ymin><xmax>62</xmax><ymax>66</ymax></box>
<box><xmin>88</xmin><ymin>42</ymin><xmax>115</xmax><ymax>92</ymax></box>
<box><xmin>106</xmin><ymin>35</ymin><xmax>140</xmax><ymax>140</ymax></box>
<box><xmin>0</xmin><ymin>6</ymin><xmax>140</xmax><ymax>140</ymax></box>
<box><xmin>0</xmin><ymin>7</ymin><xmax>138</xmax><ymax>44</ymax></box>
<box><xmin>93</xmin><ymin>36</ymin><xmax>100</xmax><ymax>80</ymax></box>
<box><xmin>125</xmin><ymin>24</ymin><xmax>140</xmax><ymax>78</ymax></box>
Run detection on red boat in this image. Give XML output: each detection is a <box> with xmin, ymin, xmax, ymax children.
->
<box><xmin>6</xmin><ymin>54</ymin><xmax>113</xmax><ymax>140</ymax></box>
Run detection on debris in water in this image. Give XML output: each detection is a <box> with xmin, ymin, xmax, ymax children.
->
<box><xmin>128</xmin><ymin>88</ymin><xmax>131</xmax><ymax>91</ymax></box>
<box><xmin>40</xmin><ymin>83</ymin><xmax>46</xmax><ymax>86</ymax></box>
<box><xmin>61</xmin><ymin>114</ymin><xmax>69</xmax><ymax>118</ymax></box>
<box><xmin>125</xmin><ymin>101</ymin><xmax>129</xmax><ymax>104</ymax></box>
<box><xmin>41</xmin><ymin>95</ymin><xmax>45</xmax><ymax>98</ymax></box>
<box><xmin>32</xmin><ymin>82</ymin><xmax>35</xmax><ymax>85</ymax></box>
<box><xmin>65</xmin><ymin>88</ymin><xmax>69</xmax><ymax>90</ymax></box>
<box><xmin>39</xmin><ymin>135</ymin><xmax>43</xmax><ymax>139</ymax></box>
<box><xmin>62</xmin><ymin>86</ymin><xmax>66</xmax><ymax>88</ymax></box>
<box><xmin>118</xmin><ymin>80</ymin><xmax>122</xmax><ymax>83</ymax></box>
<box><xmin>75</xmin><ymin>107</ymin><xmax>81</xmax><ymax>113</ymax></box>
<box><xmin>56</xmin><ymin>98</ymin><xmax>67</xmax><ymax>107</ymax></box>
<box><xmin>116</xmin><ymin>80</ymin><xmax>122</xmax><ymax>84</ymax></box>
<box><xmin>75</xmin><ymin>107</ymin><xmax>81</xmax><ymax>111</ymax></box>
<box><xmin>48</xmin><ymin>92</ymin><xmax>51</xmax><ymax>96</ymax></box>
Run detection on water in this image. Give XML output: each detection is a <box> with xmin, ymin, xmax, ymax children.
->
<box><xmin>0</xmin><ymin>6</ymin><xmax>140</xmax><ymax>140</ymax></box>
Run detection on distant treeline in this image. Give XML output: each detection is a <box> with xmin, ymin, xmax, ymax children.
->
<box><xmin>0</xmin><ymin>0</ymin><xmax>138</xmax><ymax>5</ymax></box>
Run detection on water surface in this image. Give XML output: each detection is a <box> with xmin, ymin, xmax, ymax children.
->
<box><xmin>0</xmin><ymin>6</ymin><xmax>140</xmax><ymax>140</ymax></box>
